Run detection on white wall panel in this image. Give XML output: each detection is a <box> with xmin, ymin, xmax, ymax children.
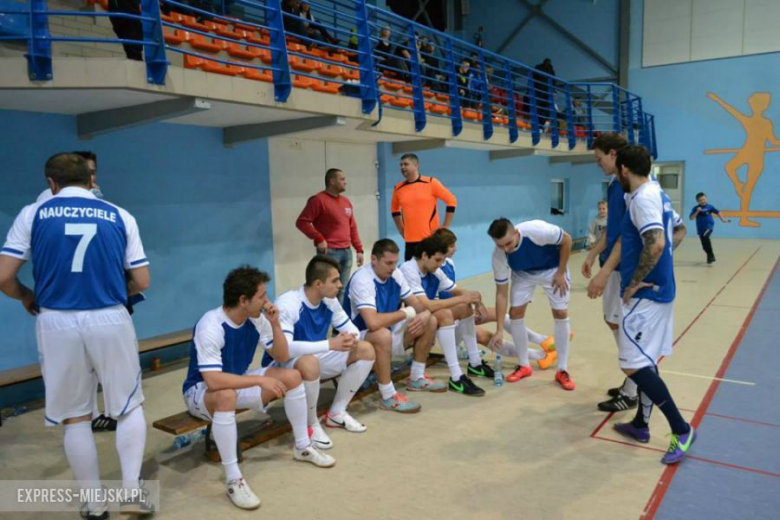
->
<box><xmin>743</xmin><ymin>0</ymin><xmax>780</xmax><ymax>54</ymax></box>
<box><xmin>691</xmin><ymin>0</ymin><xmax>744</xmax><ymax>61</ymax></box>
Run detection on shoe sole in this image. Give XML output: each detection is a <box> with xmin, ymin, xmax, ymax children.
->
<box><xmin>379</xmin><ymin>403</ymin><xmax>421</xmax><ymax>414</ymax></box>
<box><xmin>556</xmin><ymin>382</ymin><xmax>575</xmax><ymax>391</ymax></box>
<box><xmin>294</xmin><ymin>456</ymin><xmax>336</xmax><ymax>468</ymax></box>
<box><xmin>227</xmin><ymin>494</ymin><xmax>261</xmax><ymax>511</ymax></box>
<box><xmin>448</xmin><ymin>388</ymin><xmax>485</xmax><ymax>397</ymax></box>
<box><xmin>597</xmin><ymin>402</ymin><xmax>638</xmax><ymax>412</ymax></box>
<box><xmin>323</xmin><ymin>421</ymin><xmax>367</xmax><ymax>433</ymax></box>
<box><xmin>466</xmin><ymin>369</ymin><xmax>495</xmax><ymax>379</ymax></box>
<box><xmin>506</xmin><ymin>373</ymin><xmax>532</xmax><ymax>383</ymax></box>
<box><xmin>406</xmin><ymin>385</ymin><xmax>447</xmax><ymax>393</ymax></box>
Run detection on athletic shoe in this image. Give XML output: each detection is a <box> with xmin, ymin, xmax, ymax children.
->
<box><xmin>226</xmin><ymin>478</ymin><xmax>261</xmax><ymax>510</ymax></box>
<box><xmin>613</xmin><ymin>421</ymin><xmax>650</xmax><ymax>443</ymax></box>
<box><xmin>598</xmin><ymin>393</ymin><xmax>638</xmax><ymax>412</ymax></box>
<box><xmin>293</xmin><ymin>444</ymin><xmax>336</xmax><ymax>468</ymax></box>
<box><xmin>506</xmin><ymin>365</ymin><xmax>532</xmax><ymax>383</ymax></box>
<box><xmin>607</xmin><ymin>386</ymin><xmax>622</xmax><ymax>397</ymax></box>
<box><xmin>406</xmin><ymin>375</ymin><xmax>447</xmax><ymax>393</ymax></box>
<box><xmin>537</xmin><ymin>350</ymin><xmax>557</xmax><ymax>370</ymax></box>
<box><xmin>119</xmin><ymin>479</ymin><xmax>155</xmax><ymax>516</ymax></box>
<box><xmin>540</xmin><ymin>331</ymin><xmax>575</xmax><ymax>352</ymax></box>
<box><xmin>467</xmin><ymin>360</ymin><xmax>495</xmax><ymax>379</ymax></box>
<box><xmin>661</xmin><ymin>427</ymin><xmax>697</xmax><ymax>465</ymax></box>
<box><xmin>308</xmin><ymin>423</ymin><xmax>333</xmax><ymax>450</ymax></box>
<box><xmin>91</xmin><ymin>414</ymin><xmax>117</xmax><ymax>432</ymax></box>
<box><xmin>324</xmin><ymin>411</ymin><xmax>367</xmax><ymax>433</ymax></box>
<box><xmin>448</xmin><ymin>375</ymin><xmax>485</xmax><ymax>397</ymax></box>
<box><xmin>379</xmin><ymin>392</ymin><xmax>421</xmax><ymax>414</ymax></box>
<box><xmin>555</xmin><ymin>370</ymin><xmax>575</xmax><ymax>391</ymax></box>
<box><xmin>80</xmin><ymin>503</ymin><xmax>108</xmax><ymax>520</ymax></box>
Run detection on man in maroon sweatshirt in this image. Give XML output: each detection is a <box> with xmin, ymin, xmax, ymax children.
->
<box><xmin>296</xmin><ymin>168</ymin><xmax>364</xmax><ymax>304</ymax></box>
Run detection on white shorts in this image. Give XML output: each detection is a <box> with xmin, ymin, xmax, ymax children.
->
<box><xmin>510</xmin><ymin>268</ymin><xmax>570</xmax><ymax>310</ymax></box>
<box><xmin>618</xmin><ymin>299</ymin><xmax>674</xmax><ymax>369</ymax></box>
<box><xmin>603</xmin><ymin>271</ymin><xmax>622</xmax><ymax>325</ymax></box>
<box><xmin>36</xmin><ymin>305</ymin><xmax>144</xmax><ymax>426</ymax></box>
<box><xmin>359</xmin><ymin>321</ymin><xmax>406</xmax><ymax>356</ymax></box>
<box><xmin>271</xmin><ymin>350</ymin><xmax>349</xmax><ymax>380</ymax></box>
<box><xmin>183</xmin><ymin>367</ymin><xmax>270</xmax><ymax>421</ymax></box>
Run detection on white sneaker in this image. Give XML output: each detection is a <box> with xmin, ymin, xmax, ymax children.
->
<box><xmin>324</xmin><ymin>411</ymin><xmax>367</xmax><ymax>433</ymax></box>
<box><xmin>226</xmin><ymin>478</ymin><xmax>261</xmax><ymax>510</ymax></box>
<box><xmin>293</xmin><ymin>444</ymin><xmax>336</xmax><ymax>468</ymax></box>
<box><xmin>308</xmin><ymin>422</ymin><xmax>333</xmax><ymax>450</ymax></box>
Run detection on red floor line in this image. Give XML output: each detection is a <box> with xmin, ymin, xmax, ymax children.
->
<box><xmin>593</xmin><ymin>435</ymin><xmax>780</xmax><ymax>478</ymax></box>
<box><xmin>678</xmin><ymin>408</ymin><xmax>780</xmax><ymax>429</ymax></box>
<box><xmin>589</xmin><ymin>247</ymin><xmax>763</xmax><ymax>439</ymax></box>
<box><xmin>641</xmin><ymin>254</ymin><xmax>780</xmax><ymax>519</ymax></box>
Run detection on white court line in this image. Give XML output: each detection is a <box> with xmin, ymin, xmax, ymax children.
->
<box><xmin>662</xmin><ymin>369</ymin><xmax>756</xmax><ymax>386</ymax></box>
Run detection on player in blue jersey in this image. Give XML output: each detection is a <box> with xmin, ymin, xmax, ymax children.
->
<box><xmin>343</xmin><ymin>239</ymin><xmax>440</xmax><ymax>414</ymax></box>
<box><xmin>689</xmin><ymin>192</ymin><xmax>730</xmax><ymax>265</ymax></box>
<box><xmin>583</xmin><ymin>133</ymin><xmax>687</xmax><ymax>413</ymax></box>
<box><xmin>269</xmin><ymin>255</ymin><xmax>375</xmax><ymax>449</ymax></box>
<box><xmin>487</xmin><ymin>218</ymin><xmax>576</xmax><ymax>390</ymax></box>
<box><xmin>611</xmin><ymin>145</ymin><xmax>696</xmax><ymax>464</ymax></box>
<box><xmin>432</xmin><ymin>227</ymin><xmax>559</xmax><ymax>369</ymax></box>
<box><xmin>183</xmin><ymin>265</ymin><xmax>335</xmax><ymax>510</ymax></box>
<box><xmin>0</xmin><ymin>153</ymin><xmax>153</xmax><ymax>518</ymax></box>
<box><xmin>399</xmin><ymin>235</ymin><xmax>487</xmax><ymax>396</ymax></box>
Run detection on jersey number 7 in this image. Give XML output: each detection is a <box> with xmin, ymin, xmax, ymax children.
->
<box><xmin>65</xmin><ymin>223</ymin><xmax>97</xmax><ymax>273</ymax></box>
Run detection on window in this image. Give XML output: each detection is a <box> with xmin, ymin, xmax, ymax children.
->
<box><xmin>550</xmin><ymin>179</ymin><xmax>566</xmax><ymax>215</ymax></box>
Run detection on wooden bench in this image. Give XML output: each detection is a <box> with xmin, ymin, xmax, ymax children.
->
<box><xmin>153</xmin><ymin>354</ymin><xmax>444</xmax><ymax>462</ymax></box>
<box><xmin>0</xmin><ymin>329</ymin><xmax>193</xmax><ymax>389</ymax></box>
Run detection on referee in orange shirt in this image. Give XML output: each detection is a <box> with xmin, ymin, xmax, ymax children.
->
<box><xmin>391</xmin><ymin>153</ymin><xmax>458</xmax><ymax>261</ymax></box>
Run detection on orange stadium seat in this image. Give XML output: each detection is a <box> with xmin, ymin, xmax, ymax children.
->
<box><xmin>187</xmin><ymin>32</ymin><xmax>227</xmax><ymax>54</ymax></box>
<box><xmin>184</xmin><ymin>55</ymin><xmax>242</xmax><ymax>76</ymax></box>
<box><xmin>226</xmin><ymin>42</ymin><xmax>258</xmax><ymax>60</ymax></box>
<box><xmin>289</xmin><ymin>55</ymin><xmax>321</xmax><ymax>73</ymax></box>
<box><xmin>319</xmin><ymin>63</ymin><xmax>345</xmax><ymax>78</ymax></box>
<box><xmin>163</xmin><ymin>27</ymin><xmax>188</xmax><ymax>46</ymax></box>
<box><xmin>181</xmin><ymin>15</ymin><xmax>210</xmax><ymax>32</ymax></box>
<box><xmin>241</xmin><ymin>67</ymin><xmax>274</xmax><ymax>83</ymax></box>
<box><xmin>292</xmin><ymin>74</ymin><xmax>315</xmax><ymax>89</ymax></box>
<box><xmin>312</xmin><ymin>80</ymin><xmax>341</xmax><ymax>94</ymax></box>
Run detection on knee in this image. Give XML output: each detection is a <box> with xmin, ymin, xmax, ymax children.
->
<box><xmin>509</xmin><ymin>307</ymin><xmax>525</xmax><ymax>319</ymax></box>
<box><xmin>214</xmin><ymin>389</ymin><xmax>238</xmax><ymax>409</ymax></box>
<box><xmin>357</xmin><ymin>341</ymin><xmax>375</xmax><ymax>361</ymax></box>
<box><xmin>295</xmin><ymin>355</ymin><xmax>320</xmax><ymax>380</ymax></box>
<box><xmin>371</xmin><ymin>329</ymin><xmax>392</xmax><ymax>353</ymax></box>
<box><xmin>552</xmin><ymin>309</ymin><xmax>568</xmax><ymax>320</ymax></box>
<box><xmin>279</xmin><ymin>368</ymin><xmax>303</xmax><ymax>389</ymax></box>
<box><xmin>435</xmin><ymin>309</ymin><xmax>454</xmax><ymax>326</ymax></box>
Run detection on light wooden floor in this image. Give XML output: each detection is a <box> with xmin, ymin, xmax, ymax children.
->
<box><xmin>2</xmin><ymin>238</ymin><xmax>778</xmax><ymax>520</ymax></box>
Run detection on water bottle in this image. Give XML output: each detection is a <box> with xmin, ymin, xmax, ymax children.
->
<box><xmin>173</xmin><ymin>429</ymin><xmax>205</xmax><ymax>450</ymax></box>
<box><xmin>456</xmin><ymin>345</ymin><xmax>469</xmax><ymax>361</ymax></box>
<box><xmin>493</xmin><ymin>354</ymin><xmax>504</xmax><ymax>387</ymax></box>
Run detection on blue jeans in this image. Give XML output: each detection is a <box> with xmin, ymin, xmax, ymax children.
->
<box><xmin>325</xmin><ymin>248</ymin><xmax>353</xmax><ymax>305</ymax></box>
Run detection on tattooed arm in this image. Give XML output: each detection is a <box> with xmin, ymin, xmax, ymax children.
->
<box><xmin>672</xmin><ymin>222</ymin><xmax>686</xmax><ymax>251</ymax></box>
<box><xmin>623</xmin><ymin>228</ymin><xmax>665</xmax><ymax>302</ymax></box>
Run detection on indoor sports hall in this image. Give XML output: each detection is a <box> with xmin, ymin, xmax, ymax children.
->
<box><xmin>1</xmin><ymin>1</ymin><xmax>778</xmax><ymax>519</ymax></box>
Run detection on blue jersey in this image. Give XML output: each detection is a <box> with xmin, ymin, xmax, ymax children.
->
<box><xmin>620</xmin><ymin>182</ymin><xmax>676</xmax><ymax>303</ymax></box>
<box><xmin>1</xmin><ymin>187</ymin><xmax>148</xmax><ymax>310</ymax></box>
<box><xmin>492</xmin><ymin>220</ymin><xmax>563</xmax><ymax>284</ymax></box>
<box><xmin>439</xmin><ymin>258</ymin><xmax>456</xmax><ymax>299</ymax></box>
<box><xmin>344</xmin><ymin>264</ymin><xmax>412</xmax><ymax>331</ymax></box>
<box><xmin>399</xmin><ymin>259</ymin><xmax>456</xmax><ymax>301</ymax></box>
<box><xmin>183</xmin><ymin>307</ymin><xmax>274</xmax><ymax>394</ymax></box>
<box><xmin>689</xmin><ymin>204</ymin><xmax>719</xmax><ymax>236</ymax></box>
<box><xmin>601</xmin><ymin>176</ymin><xmax>626</xmax><ymax>267</ymax></box>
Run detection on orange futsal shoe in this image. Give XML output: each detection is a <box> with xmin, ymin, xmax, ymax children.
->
<box><xmin>506</xmin><ymin>365</ymin><xmax>533</xmax><ymax>383</ymax></box>
<box><xmin>537</xmin><ymin>350</ymin><xmax>558</xmax><ymax>370</ymax></box>
<box><xmin>540</xmin><ymin>331</ymin><xmax>575</xmax><ymax>352</ymax></box>
<box><xmin>555</xmin><ymin>370</ymin><xmax>575</xmax><ymax>391</ymax></box>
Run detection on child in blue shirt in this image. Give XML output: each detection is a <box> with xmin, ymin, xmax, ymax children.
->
<box><xmin>689</xmin><ymin>192</ymin><xmax>730</xmax><ymax>264</ymax></box>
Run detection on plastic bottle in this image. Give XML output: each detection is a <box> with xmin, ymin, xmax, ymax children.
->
<box><xmin>173</xmin><ymin>429</ymin><xmax>205</xmax><ymax>450</ymax></box>
<box><xmin>457</xmin><ymin>345</ymin><xmax>469</xmax><ymax>361</ymax></box>
<box><xmin>493</xmin><ymin>354</ymin><xmax>504</xmax><ymax>387</ymax></box>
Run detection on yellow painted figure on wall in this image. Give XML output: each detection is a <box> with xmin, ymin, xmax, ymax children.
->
<box><xmin>705</xmin><ymin>92</ymin><xmax>780</xmax><ymax>227</ymax></box>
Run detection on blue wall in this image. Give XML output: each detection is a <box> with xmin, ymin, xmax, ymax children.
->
<box><xmin>461</xmin><ymin>0</ymin><xmax>619</xmax><ymax>82</ymax></box>
<box><xmin>0</xmin><ymin>109</ymin><xmax>275</xmax><ymax>372</ymax></box>
<box><xmin>629</xmin><ymin>1</ymin><xmax>780</xmax><ymax>239</ymax></box>
<box><xmin>377</xmin><ymin>143</ymin><xmax>605</xmax><ymax>280</ymax></box>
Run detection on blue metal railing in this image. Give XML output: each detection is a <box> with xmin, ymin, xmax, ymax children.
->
<box><xmin>0</xmin><ymin>0</ymin><xmax>656</xmax><ymax>156</ymax></box>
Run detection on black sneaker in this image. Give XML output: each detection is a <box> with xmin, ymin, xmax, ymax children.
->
<box><xmin>467</xmin><ymin>360</ymin><xmax>495</xmax><ymax>379</ymax></box>
<box><xmin>91</xmin><ymin>414</ymin><xmax>117</xmax><ymax>432</ymax></box>
<box><xmin>449</xmin><ymin>375</ymin><xmax>485</xmax><ymax>397</ymax></box>
<box><xmin>598</xmin><ymin>393</ymin><xmax>638</xmax><ymax>412</ymax></box>
<box><xmin>119</xmin><ymin>480</ymin><xmax>155</xmax><ymax>516</ymax></box>
<box><xmin>607</xmin><ymin>386</ymin><xmax>622</xmax><ymax>397</ymax></box>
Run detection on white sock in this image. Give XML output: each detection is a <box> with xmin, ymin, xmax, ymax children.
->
<box><xmin>527</xmin><ymin>328</ymin><xmax>547</xmax><ymax>345</ymax></box>
<box><xmin>284</xmin><ymin>384</ymin><xmax>310</xmax><ymax>450</ymax></box>
<box><xmin>410</xmin><ymin>360</ymin><xmax>426</xmax><ymax>381</ymax></box>
<box><xmin>528</xmin><ymin>348</ymin><xmax>546</xmax><ymax>360</ymax></box>
<box><xmin>115</xmin><ymin>406</ymin><xmax>146</xmax><ymax>490</ymax></box>
<box><xmin>303</xmin><ymin>379</ymin><xmax>320</xmax><ymax>427</ymax></box>
<box><xmin>508</xmin><ymin>318</ymin><xmax>530</xmax><ymax>366</ymax></box>
<box><xmin>330</xmin><ymin>360</ymin><xmax>373</xmax><ymax>417</ymax></box>
<box><xmin>211</xmin><ymin>411</ymin><xmax>242</xmax><ymax>483</ymax></box>
<box><xmin>437</xmin><ymin>324</ymin><xmax>463</xmax><ymax>379</ymax></box>
<box><xmin>378</xmin><ymin>381</ymin><xmax>396</xmax><ymax>401</ymax></box>
<box><xmin>63</xmin><ymin>421</ymin><xmax>103</xmax><ymax>511</ymax></box>
<box><xmin>460</xmin><ymin>316</ymin><xmax>481</xmax><ymax>366</ymax></box>
<box><xmin>554</xmin><ymin>318</ymin><xmax>570</xmax><ymax>371</ymax></box>
<box><xmin>622</xmin><ymin>377</ymin><xmax>638</xmax><ymax>398</ymax></box>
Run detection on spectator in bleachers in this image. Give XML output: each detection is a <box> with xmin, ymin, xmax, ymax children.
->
<box><xmin>394</xmin><ymin>37</ymin><xmax>413</xmax><ymax>81</ymax></box>
<box><xmin>282</xmin><ymin>0</ymin><xmax>307</xmax><ymax>36</ymax></box>
<box><xmin>108</xmin><ymin>0</ymin><xmax>142</xmax><ymax>61</ymax></box>
<box><xmin>348</xmin><ymin>28</ymin><xmax>359</xmax><ymax>50</ymax></box>
<box><xmin>573</xmin><ymin>98</ymin><xmax>586</xmax><ymax>126</ymax></box>
<box><xmin>374</xmin><ymin>27</ymin><xmax>403</xmax><ymax>77</ymax></box>
<box><xmin>420</xmin><ymin>41</ymin><xmax>444</xmax><ymax>91</ymax></box>
<box><xmin>457</xmin><ymin>58</ymin><xmax>476</xmax><ymax>108</ymax></box>
<box><xmin>300</xmin><ymin>2</ymin><xmax>339</xmax><ymax>45</ymax></box>
<box><xmin>533</xmin><ymin>58</ymin><xmax>556</xmax><ymax>123</ymax></box>
<box><xmin>474</xmin><ymin>26</ymin><xmax>484</xmax><ymax>48</ymax></box>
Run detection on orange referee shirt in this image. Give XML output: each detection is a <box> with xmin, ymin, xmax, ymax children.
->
<box><xmin>391</xmin><ymin>175</ymin><xmax>457</xmax><ymax>242</ymax></box>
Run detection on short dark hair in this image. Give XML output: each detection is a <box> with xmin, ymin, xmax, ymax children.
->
<box><xmin>45</xmin><ymin>153</ymin><xmax>91</xmax><ymax>188</ymax></box>
<box><xmin>487</xmin><ymin>218</ymin><xmax>514</xmax><ymax>239</ymax></box>
<box><xmin>696</xmin><ymin>192</ymin><xmax>706</xmax><ymax>200</ymax></box>
<box><xmin>432</xmin><ymin>227</ymin><xmax>457</xmax><ymax>248</ymax></box>
<box><xmin>592</xmin><ymin>132</ymin><xmax>628</xmax><ymax>155</ymax></box>
<box><xmin>415</xmin><ymin>235</ymin><xmax>449</xmax><ymax>259</ymax></box>
<box><xmin>400</xmin><ymin>153</ymin><xmax>419</xmax><ymax>165</ymax></box>
<box><xmin>72</xmin><ymin>151</ymin><xmax>97</xmax><ymax>167</ymax></box>
<box><xmin>325</xmin><ymin>168</ymin><xmax>342</xmax><ymax>188</ymax></box>
<box><xmin>371</xmin><ymin>238</ymin><xmax>400</xmax><ymax>258</ymax></box>
<box><xmin>598</xmin><ymin>200</ymin><xmax>607</xmax><ymax>207</ymax></box>
<box><xmin>223</xmin><ymin>265</ymin><xmax>271</xmax><ymax>308</ymax></box>
<box><xmin>615</xmin><ymin>145</ymin><xmax>651</xmax><ymax>177</ymax></box>
<box><xmin>305</xmin><ymin>254</ymin><xmax>340</xmax><ymax>286</ymax></box>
